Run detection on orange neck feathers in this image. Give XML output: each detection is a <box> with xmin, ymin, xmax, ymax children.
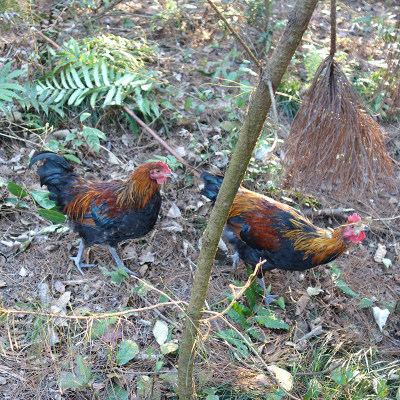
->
<box><xmin>283</xmin><ymin>220</ymin><xmax>350</xmax><ymax>264</ymax></box>
<box><xmin>116</xmin><ymin>163</ymin><xmax>161</xmax><ymax>210</ymax></box>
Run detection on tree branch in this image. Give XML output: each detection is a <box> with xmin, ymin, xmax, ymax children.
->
<box><xmin>177</xmin><ymin>0</ymin><xmax>320</xmax><ymax>398</ymax></box>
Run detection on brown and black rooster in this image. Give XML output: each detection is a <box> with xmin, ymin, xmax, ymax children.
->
<box><xmin>200</xmin><ymin>172</ymin><xmax>367</xmax><ymax>305</ymax></box>
<box><xmin>30</xmin><ymin>151</ymin><xmax>171</xmax><ymax>276</ymax></box>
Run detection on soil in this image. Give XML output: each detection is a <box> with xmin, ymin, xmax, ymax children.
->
<box><xmin>0</xmin><ymin>1</ymin><xmax>399</xmax><ymax>399</ymax></box>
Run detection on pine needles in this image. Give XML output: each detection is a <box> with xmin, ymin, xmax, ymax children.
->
<box><xmin>283</xmin><ymin>0</ymin><xmax>394</xmax><ymax>197</ymax></box>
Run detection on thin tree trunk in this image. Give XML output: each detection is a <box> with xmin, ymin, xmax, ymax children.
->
<box><xmin>177</xmin><ymin>0</ymin><xmax>319</xmax><ymax>398</ymax></box>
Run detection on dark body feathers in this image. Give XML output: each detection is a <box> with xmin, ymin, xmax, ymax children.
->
<box><xmin>200</xmin><ymin>172</ymin><xmax>364</xmax><ymax>276</ymax></box>
<box><xmin>30</xmin><ymin>151</ymin><xmax>170</xmax><ymax>274</ymax></box>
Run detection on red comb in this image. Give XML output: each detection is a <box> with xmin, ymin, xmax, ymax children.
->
<box><xmin>156</xmin><ymin>161</ymin><xmax>171</xmax><ymax>173</ymax></box>
<box><xmin>347</xmin><ymin>213</ymin><xmax>361</xmax><ymax>223</ymax></box>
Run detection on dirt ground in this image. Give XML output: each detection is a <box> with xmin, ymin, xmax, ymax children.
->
<box><xmin>1</xmin><ymin>0</ymin><xmax>400</xmax><ymax>399</ymax></box>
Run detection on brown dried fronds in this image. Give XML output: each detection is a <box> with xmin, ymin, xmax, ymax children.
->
<box><xmin>283</xmin><ymin>56</ymin><xmax>394</xmax><ymax>197</ymax></box>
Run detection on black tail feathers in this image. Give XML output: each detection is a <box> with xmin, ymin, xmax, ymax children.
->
<box><xmin>200</xmin><ymin>171</ymin><xmax>224</xmax><ymax>201</ymax></box>
<box><xmin>30</xmin><ymin>151</ymin><xmax>75</xmax><ymax>199</ymax></box>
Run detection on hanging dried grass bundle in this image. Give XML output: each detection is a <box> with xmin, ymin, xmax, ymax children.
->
<box><xmin>283</xmin><ymin>0</ymin><xmax>393</xmax><ymax>197</ymax></box>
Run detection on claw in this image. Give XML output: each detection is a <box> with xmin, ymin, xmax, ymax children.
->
<box><xmin>257</xmin><ymin>276</ymin><xmax>278</xmax><ymax>308</ymax></box>
<box><xmin>70</xmin><ymin>256</ymin><xmax>96</xmax><ymax>275</ymax></box>
<box><xmin>108</xmin><ymin>246</ymin><xmax>140</xmax><ymax>278</ymax></box>
<box><xmin>70</xmin><ymin>240</ymin><xmax>96</xmax><ymax>275</ymax></box>
<box><xmin>229</xmin><ymin>251</ymin><xmax>240</xmax><ymax>273</ymax></box>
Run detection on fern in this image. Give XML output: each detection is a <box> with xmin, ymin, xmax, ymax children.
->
<box><xmin>0</xmin><ymin>61</ymin><xmax>25</xmax><ymax>114</ymax></box>
<box><xmin>35</xmin><ymin>35</ymin><xmax>163</xmax><ymax>122</ymax></box>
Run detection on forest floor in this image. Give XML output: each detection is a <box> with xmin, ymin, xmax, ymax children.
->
<box><xmin>0</xmin><ymin>0</ymin><xmax>400</xmax><ymax>399</ymax></box>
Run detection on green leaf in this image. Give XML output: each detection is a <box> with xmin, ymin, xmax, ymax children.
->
<box><xmin>7</xmin><ymin>181</ymin><xmax>27</xmax><ymax>198</ymax></box>
<box><xmin>117</xmin><ymin>340</ymin><xmax>139</xmax><ymax>365</ymax></box>
<box><xmin>99</xmin><ymin>265</ymin><xmax>129</xmax><ymax>283</ymax></box>
<box><xmin>91</xmin><ymin>317</ymin><xmax>118</xmax><ymax>339</ymax></box>
<box><xmin>59</xmin><ymin>371</ymin><xmax>83</xmax><ymax>390</ymax></box>
<box><xmin>104</xmin><ymin>383</ymin><xmax>129</xmax><ymax>400</ymax></box>
<box><xmin>216</xmin><ymin>329</ymin><xmax>251</xmax><ymax>357</ymax></box>
<box><xmin>276</xmin><ymin>296</ymin><xmax>285</xmax><ymax>310</ymax></box>
<box><xmin>359</xmin><ymin>298</ymin><xmax>374</xmax><ymax>309</ymax></box>
<box><xmin>101</xmin><ymin>60</ymin><xmax>110</xmax><ymax>86</ymax></box>
<box><xmin>63</xmin><ymin>154</ymin><xmax>82</xmax><ymax>164</ymax></box>
<box><xmin>37</xmin><ymin>209</ymin><xmax>66</xmax><ymax>223</ymax></box>
<box><xmin>333</xmin><ymin>277</ymin><xmax>360</xmax><ymax>298</ymax></box>
<box><xmin>80</xmin><ymin>112</ymin><xmax>91</xmax><ymax>122</ymax></box>
<box><xmin>254</xmin><ymin>308</ymin><xmax>290</xmax><ymax>330</ymax></box>
<box><xmin>30</xmin><ymin>191</ymin><xmax>57</xmax><ymax>209</ymax></box>
<box><xmin>103</xmin><ymin>85</ymin><xmax>117</xmax><ymax>106</ymax></box>
<box><xmin>46</xmin><ymin>139</ymin><xmax>60</xmax><ymax>153</ymax></box>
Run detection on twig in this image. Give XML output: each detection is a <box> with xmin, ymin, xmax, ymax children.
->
<box><xmin>140</xmin><ymin>296</ymin><xmax>174</xmax><ymax>325</ymax></box>
<box><xmin>30</xmin><ymin>27</ymin><xmax>61</xmax><ymax>50</ymax></box>
<box><xmin>122</xmin><ymin>107</ymin><xmax>201</xmax><ymax>178</ymax></box>
<box><xmin>294</xmin><ymin>361</ymin><xmax>342</xmax><ymax>377</ymax></box>
<box><xmin>302</xmin><ymin>207</ymin><xmax>355</xmax><ymax>217</ymax></box>
<box><xmin>267</xmin><ymin>80</ymin><xmax>279</xmax><ymax>153</ymax></box>
<box><xmin>202</xmin><ymin>261</ymin><xmax>263</xmax><ymax>322</ymax></box>
<box><xmin>205</xmin><ymin>0</ymin><xmax>261</xmax><ymax>70</ymax></box>
<box><xmin>0</xmin><ymin>302</ymin><xmax>179</xmax><ymax>320</ymax></box>
<box><xmin>294</xmin><ymin>325</ymin><xmax>323</xmax><ymax>343</ymax></box>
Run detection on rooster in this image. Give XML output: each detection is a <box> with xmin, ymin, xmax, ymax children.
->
<box><xmin>200</xmin><ymin>172</ymin><xmax>367</xmax><ymax>306</ymax></box>
<box><xmin>30</xmin><ymin>151</ymin><xmax>171</xmax><ymax>276</ymax></box>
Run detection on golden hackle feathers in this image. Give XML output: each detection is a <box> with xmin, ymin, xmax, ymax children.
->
<box><xmin>65</xmin><ymin>163</ymin><xmax>162</xmax><ymax>221</ymax></box>
<box><xmin>282</xmin><ymin>217</ymin><xmax>350</xmax><ymax>264</ymax></box>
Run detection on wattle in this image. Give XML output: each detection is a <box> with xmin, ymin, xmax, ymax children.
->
<box><xmin>350</xmin><ymin>231</ymin><xmax>365</xmax><ymax>243</ymax></box>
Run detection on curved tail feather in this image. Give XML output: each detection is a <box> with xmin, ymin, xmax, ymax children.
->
<box><xmin>200</xmin><ymin>172</ymin><xmax>224</xmax><ymax>201</ymax></box>
<box><xmin>29</xmin><ymin>151</ymin><xmax>76</xmax><ymax>202</ymax></box>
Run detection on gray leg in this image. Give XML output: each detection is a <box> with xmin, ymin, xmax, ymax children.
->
<box><xmin>257</xmin><ymin>276</ymin><xmax>278</xmax><ymax>308</ymax></box>
<box><xmin>229</xmin><ymin>251</ymin><xmax>240</xmax><ymax>273</ymax></box>
<box><xmin>70</xmin><ymin>240</ymin><xmax>96</xmax><ymax>275</ymax></box>
<box><xmin>108</xmin><ymin>246</ymin><xmax>140</xmax><ymax>277</ymax></box>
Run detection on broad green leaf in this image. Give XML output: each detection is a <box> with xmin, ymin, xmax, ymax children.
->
<box><xmin>63</xmin><ymin>154</ymin><xmax>82</xmax><ymax>164</ymax></box>
<box><xmin>216</xmin><ymin>329</ymin><xmax>251</xmax><ymax>357</ymax></box>
<box><xmin>359</xmin><ymin>298</ymin><xmax>374</xmax><ymax>309</ymax></box>
<box><xmin>333</xmin><ymin>277</ymin><xmax>360</xmax><ymax>298</ymax></box>
<box><xmin>104</xmin><ymin>383</ymin><xmax>129</xmax><ymax>400</ymax></box>
<box><xmin>46</xmin><ymin>139</ymin><xmax>60</xmax><ymax>152</ymax></box>
<box><xmin>99</xmin><ymin>265</ymin><xmax>129</xmax><ymax>283</ymax></box>
<box><xmin>30</xmin><ymin>191</ymin><xmax>57</xmax><ymax>209</ymax></box>
<box><xmin>74</xmin><ymin>354</ymin><xmax>92</xmax><ymax>381</ymax></box>
<box><xmin>37</xmin><ymin>209</ymin><xmax>66</xmax><ymax>223</ymax></box>
<box><xmin>90</xmin><ymin>317</ymin><xmax>118</xmax><ymax>339</ymax></box>
<box><xmin>71</xmin><ymin>67</ymin><xmax>85</xmax><ymax>89</ymax></box>
<box><xmin>59</xmin><ymin>371</ymin><xmax>83</xmax><ymax>390</ymax></box>
<box><xmin>117</xmin><ymin>340</ymin><xmax>139</xmax><ymax>365</ymax></box>
<box><xmin>7</xmin><ymin>181</ymin><xmax>27</xmax><ymax>198</ymax></box>
<box><xmin>254</xmin><ymin>308</ymin><xmax>290</xmax><ymax>330</ymax></box>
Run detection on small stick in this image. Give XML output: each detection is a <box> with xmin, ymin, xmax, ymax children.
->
<box><xmin>302</xmin><ymin>207</ymin><xmax>355</xmax><ymax>217</ymax></box>
<box><xmin>122</xmin><ymin>107</ymin><xmax>201</xmax><ymax>178</ymax></box>
<box><xmin>205</xmin><ymin>0</ymin><xmax>261</xmax><ymax>70</ymax></box>
<box><xmin>30</xmin><ymin>27</ymin><xmax>61</xmax><ymax>50</ymax></box>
